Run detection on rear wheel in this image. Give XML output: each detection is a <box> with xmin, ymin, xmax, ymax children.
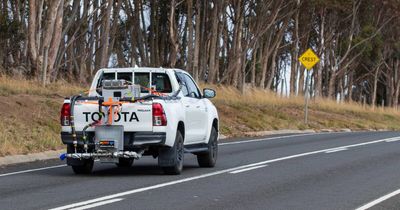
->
<box><xmin>197</xmin><ymin>127</ymin><xmax>218</xmax><ymax>167</ymax></box>
<box><xmin>160</xmin><ymin>131</ymin><xmax>184</xmax><ymax>175</ymax></box>
<box><xmin>71</xmin><ymin>159</ymin><xmax>94</xmax><ymax>174</ymax></box>
<box><xmin>116</xmin><ymin>158</ymin><xmax>134</xmax><ymax>168</ymax></box>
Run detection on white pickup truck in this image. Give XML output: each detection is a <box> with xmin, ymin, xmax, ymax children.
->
<box><xmin>60</xmin><ymin>67</ymin><xmax>219</xmax><ymax>175</ymax></box>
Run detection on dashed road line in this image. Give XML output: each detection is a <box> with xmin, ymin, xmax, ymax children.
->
<box><xmin>229</xmin><ymin>165</ymin><xmax>268</xmax><ymax>174</ymax></box>
<box><xmin>68</xmin><ymin>198</ymin><xmax>124</xmax><ymax>210</ymax></box>
<box><xmin>49</xmin><ymin>136</ymin><xmax>397</xmax><ymax>210</ymax></box>
<box><xmin>325</xmin><ymin>147</ymin><xmax>348</xmax><ymax>153</ymax></box>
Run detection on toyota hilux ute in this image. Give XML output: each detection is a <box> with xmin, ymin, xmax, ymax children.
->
<box><xmin>60</xmin><ymin>67</ymin><xmax>219</xmax><ymax>175</ymax></box>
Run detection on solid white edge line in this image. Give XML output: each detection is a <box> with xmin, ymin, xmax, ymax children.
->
<box><xmin>355</xmin><ymin>188</ymin><xmax>400</xmax><ymax>210</ymax></box>
<box><xmin>0</xmin><ymin>164</ymin><xmax>67</xmax><ymax>177</ymax></box>
<box><xmin>229</xmin><ymin>165</ymin><xmax>268</xmax><ymax>174</ymax></box>
<box><xmin>218</xmin><ymin>133</ymin><xmax>318</xmax><ymax>146</ymax></box>
<box><xmin>385</xmin><ymin>137</ymin><xmax>400</xmax><ymax>142</ymax></box>
<box><xmin>69</xmin><ymin>198</ymin><xmax>124</xmax><ymax>210</ymax></box>
<box><xmin>49</xmin><ymin>136</ymin><xmax>395</xmax><ymax>210</ymax></box>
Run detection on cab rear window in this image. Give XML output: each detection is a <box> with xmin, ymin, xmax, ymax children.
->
<box><xmin>97</xmin><ymin>72</ymin><xmax>172</xmax><ymax>94</ymax></box>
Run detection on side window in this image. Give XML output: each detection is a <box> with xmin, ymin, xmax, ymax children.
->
<box><xmin>134</xmin><ymin>73</ymin><xmax>150</xmax><ymax>93</ymax></box>
<box><xmin>152</xmin><ymin>73</ymin><xmax>172</xmax><ymax>93</ymax></box>
<box><xmin>175</xmin><ymin>73</ymin><xmax>189</xmax><ymax>96</ymax></box>
<box><xmin>183</xmin><ymin>74</ymin><xmax>201</xmax><ymax>98</ymax></box>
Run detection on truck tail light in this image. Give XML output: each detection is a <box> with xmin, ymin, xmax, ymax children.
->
<box><xmin>152</xmin><ymin>103</ymin><xmax>167</xmax><ymax>126</ymax></box>
<box><xmin>60</xmin><ymin>103</ymin><xmax>71</xmax><ymax>126</ymax></box>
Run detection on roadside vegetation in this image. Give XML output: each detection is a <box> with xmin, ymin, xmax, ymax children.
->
<box><xmin>1</xmin><ymin>77</ymin><xmax>400</xmax><ymax>156</ymax></box>
<box><xmin>210</xmin><ymin>85</ymin><xmax>400</xmax><ymax>136</ymax></box>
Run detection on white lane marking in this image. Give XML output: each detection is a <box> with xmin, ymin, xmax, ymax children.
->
<box><xmin>230</xmin><ymin>165</ymin><xmax>268</xmax><ymax>174</ymax></box>
<box><xmin>0</xmin><ymin>133</ymin><xmax>316</xmax><ymax>178</ymax></box>
<box><xmin>69</xmin><ymin>198</ymin><xmax>124</xmax><ymax>210</ymax></box>
<box><xmin>355</xmin><ymin>188</ymin><xmax>400</xmax><ymax>210</ymax></box>
<box><xmin>0</xmin><ymin>164</ymin><xmax>67</xmax><ymax>177</ymax></box>
<box><xmin>49</xmin><ymin>167</ymin><xmax>243</xmax><ymax>210</ymax></box>
<box><xmin>219</xmin><ymin>133</ymin><xmax>318</xmax><ymax>146</ymax></box>
<box><xmin>385</xmin><ymin>137</ymin><xmax>400</xmax><ymax>142</ymax></box>
<box><xmin>0</xmin><ymin>133</ymin><xmax>395</xmax><ymax>178</ymax></box>
<box><xmin>49</xmin><ymin>137</ymin><xmax>396</xmax><ymax>210</ymax></box>
<box><xmin>0</xmin><ymin>160</ymin><xmax>102</xmax><ymax>178</ymax></box>
<box><xmin>325</xmin><ymin>147</ymin><xmax>348</xmax><ymax>153</ymax></box>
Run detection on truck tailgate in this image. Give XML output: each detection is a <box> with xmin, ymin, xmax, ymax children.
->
<box><xmin>73</xmin><ymin>101</ymin><xmax>153</xmax><ymax>132</ymax></box>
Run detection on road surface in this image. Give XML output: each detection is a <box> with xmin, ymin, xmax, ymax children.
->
<box><xmin>1</xmin><ymin>131</ymin><xmax>400</xmax><ymax>210</ymax></box>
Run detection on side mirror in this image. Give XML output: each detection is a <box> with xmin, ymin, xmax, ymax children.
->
<box><xmin>203</xmin><ymin>88</ymin><xmax>216</xmax><ymax>98</ymax></box>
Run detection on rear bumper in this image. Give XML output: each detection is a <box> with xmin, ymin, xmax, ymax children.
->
<box><xmin>61</xmin><ymin>131</ymin><xmax>166</xmax><ymax>147</ymax></box>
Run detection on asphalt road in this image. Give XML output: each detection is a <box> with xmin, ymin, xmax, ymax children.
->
<box><xmin>1</xmin><ymin>131</ymin><xmax>400</xmax><ymax>210</ymax></box>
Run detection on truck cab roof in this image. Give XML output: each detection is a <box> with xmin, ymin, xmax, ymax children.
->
<box><xmin>98</xmin><ymin>67</ymin><xmax>188</xmax><ymax>74</ymax></box>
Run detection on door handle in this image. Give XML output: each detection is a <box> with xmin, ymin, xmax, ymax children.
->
<box><xmin>196</xmin><ymin>105</ymin><xmax>200</xmax><ymax>108</ymax></box>
<box><xmin>186</xmin><ymin>105</ymin><xmax>190</xmax><ymax>108</ymax></box>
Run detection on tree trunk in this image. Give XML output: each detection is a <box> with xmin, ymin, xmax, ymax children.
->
<box><xmin>231</xmin><ymin>0</ymin><xmax>244</xmax><ymax>88</ymax></box>
<box><xmin>266</xmin><ymin>47</ymin><xmax>279</xmax><ymax>90</ymax></box>
<box><xmin>186</xmin><ymin>0</ymin><xmax>194</xmax><ymax>74</ymax></box>
<box><xmin>207</xmin><ymin>0</ymin><xmax>220</xmax><ymax>83</ymax></box>
<box><xmin>192</xmin><ymin>0</ymin><xmax>201</xmax><ymax>81</ymax></box>
<box><xmin>327</xmin><ymin>71</ymin><xmax>336</xmax><ymax>99</ymax></box>
<box><xmin>372</xmin><ymin>67</ymin><xmax>380</xmax><ymax>109</ymax></box>
<box><xmin>47</xmin><ymin>0</ymin><xmax>64</xmax><ymax>83</ymax></box>
<box><xmin>250</xmin><ymin>47</ymin><xmax>257</xmax><ymax>87</ymax></box>
<box><xmin>28</xmin><ymin>0</ymin><xmax>38</xmax><ymax>76</ymax></box>
<box><xmin>347</xmin><ymin>72</ymin><xmax>353</xmax><ymax>102</ymax></box>
<box><xmin>290</xmin><ymin>1</ymin><xmax>300</xmax><ymax>96</ymax></box>
<box><xmin>108</xmin><ymin>0</ymin><xmax>122</xmax><ymax>59</ymax></box>
<box><xmin>168</xmin><ymin>0</ymin><xmax>178</xmax><ymax>67</ymax></box>
<box><xmin>98</xmin><ymin>0</ymin><xmax>113</xmax><ymax>69</ymax></box>
<box><xmin>315</xmin><ymin>8</ymin><xmax>325</xmax><ymax>98</ymax></box>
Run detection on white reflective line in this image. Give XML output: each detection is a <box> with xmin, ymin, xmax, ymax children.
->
<box><xmin>219</xmin><ymin>133</ymin><xmax>317</xmax><ymax>146</ymax></box>
<box><xmin>325</xmin><ymin>148</ymin><xmax>348</xmax><ymax>153</ymax></box>
<box><xmin>385</xmin><ymin>137</ymin><xmax>400</xmax><ymax>142</ymax></box>
<box><xmin>0</xmin><ymin>164</ymin><xmax>67</xmax><ymax>177</ymax></box>
<box><xmin>0</xmin><ymin>133</ymin><xmax>316</xmax><ymax>178</ymax></box>
<box><xmin>69</xmin><ymin>198</ymin><xmax>124</xmax><ymax>210</ymax></box>
<box><xmin>355</xmin><ymin>188</ymin><xmax>400</xmax><ymax>210</ymax></box>
<box><xmin>49</xmin><ymin>168</ymin><xmax>239</xmax><ymax>210</ymax></box>
<box><xmin>49</xmin><ymin>136</ymin><xmax>396</xmax><ymax>210</ymax></box>
<box><xmin>229</xmin><ymin>165</ymin><xmax>268</xmax><ymax>174</ymax></box>
<box><xmin>0</xmin><ymin>133</ymin><xmax>395</xmax><ymax>179</ymax></box>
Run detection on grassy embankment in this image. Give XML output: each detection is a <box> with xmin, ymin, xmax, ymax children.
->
<box><xmin>1</xmin><ymin>76</ymin><xmax>400</xmax><ymax>156</ymax></box>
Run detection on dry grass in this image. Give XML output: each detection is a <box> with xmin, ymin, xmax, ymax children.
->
<box><xmin>0</xmin><ymin>76</ymin><xmax>84</xmax><ymax>97</ymax></box>
<box><xmin>0</xmin><ymin>77</ymin><xmax>399</xmax><ymax>156</ymax></box>
<box><xmin>0</xmin><ymin>76</ymin><xmax>84</xmax><ymax>156</ymax></box>
<box><xmin>203</xmin><ymin>84</ymin><xmax>400</xmax><ymax>136</ymax></box>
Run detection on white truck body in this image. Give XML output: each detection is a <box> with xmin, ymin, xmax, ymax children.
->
<box><xmin>60</xmin><ymin>67</ymin><xmax>219</xmax><ymax>174</ymax></box>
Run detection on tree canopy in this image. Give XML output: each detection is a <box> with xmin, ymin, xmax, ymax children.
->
<box><xmin>0</xmin><ymin>0</ymin><xmax>399</xmax><ymax>107</ymax></box>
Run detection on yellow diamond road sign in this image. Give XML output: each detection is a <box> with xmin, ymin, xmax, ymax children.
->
<box><xmin>299</xmin><ymin>48</ymin><xmax>320</xmax><ymax>70</ymax></box>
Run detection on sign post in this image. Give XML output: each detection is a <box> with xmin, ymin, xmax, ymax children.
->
<box><xmin>299</xmin><ymin>48</ymin><xmax>320</xmax><ymax>124</ymax></box>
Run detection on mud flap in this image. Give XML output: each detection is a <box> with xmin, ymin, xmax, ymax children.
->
<box><xmin>158</xmin><ymin>146</ymin><xmax>177</xmax><ymax>167</ymax></box>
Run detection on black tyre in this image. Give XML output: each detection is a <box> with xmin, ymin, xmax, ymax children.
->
<box><xmin>197</xmin><ymin>127</ymin><xmax>218</xmax><ymax>167</ymax></box>
<box><xmin>116</xmin><ymin>158</ymin><xmax>134</xmax><ymax>168</ymax></box>
<box><xmin>160</xmin><ymin>131</ymin><xmax>184</xmax><ymax>175</ymax></box>
<box><xmin>71</xmin><ymin>159</ymin><xmax>94</xmax><ymax>174</ymax></box>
